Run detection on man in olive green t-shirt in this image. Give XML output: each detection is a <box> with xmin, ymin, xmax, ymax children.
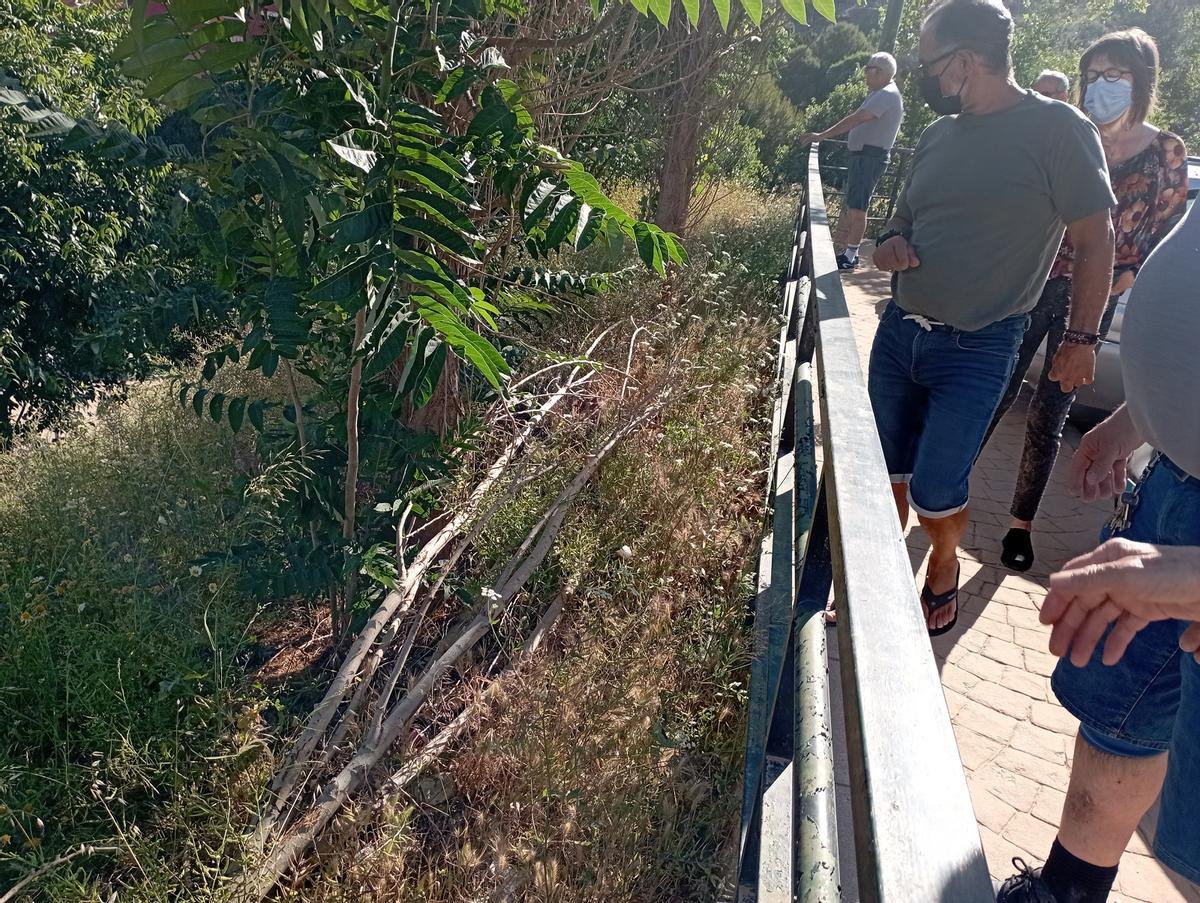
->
<box><xmin>867</xmin><ymin>0</ymin><xmax>1115</xmax><ymax>636</ymax></box>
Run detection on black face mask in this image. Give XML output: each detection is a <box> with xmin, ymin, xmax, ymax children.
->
<box><xmin>920</xmin><ymin>56</ymin><xmax>966</xmax><ymax>115</ymax></box>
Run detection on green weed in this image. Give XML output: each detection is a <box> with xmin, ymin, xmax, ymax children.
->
<box><xmin>0</xmin><ymin>383</ymin><xmax>271</xmax><ymax>899</ymax></box>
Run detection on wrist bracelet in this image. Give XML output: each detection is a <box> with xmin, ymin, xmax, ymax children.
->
<box><xmin>875</xmin><ymin>228</ymin><xmax>910</xmax><ymax>247</ymax></box>
<box><xmin>1063</xmin><ymin>329</ymin><xmax>1100</xmax><ymax>346</ymax></box>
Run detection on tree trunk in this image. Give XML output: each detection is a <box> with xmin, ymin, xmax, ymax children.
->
<box><xmin>880</xmin><ymin>0</ymin><xmax>905</xmax><ymax>53</ymax></box>
<box><xmin>652</xmin><ymin>15</ymin><xmax>725</xmax><ymax>237</ymax></box>
<box><xmin>653</xmin><ymin>97</ymin><xmax>704</xmax><ymax>236</ymax></box>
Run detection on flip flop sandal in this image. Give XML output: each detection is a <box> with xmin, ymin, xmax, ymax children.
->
<box><xmin>922</xmin><ymin>565</ymin><xmax>960</xmax><ymax>637</ymax></box>
<box><xmin>1001</xmin><ymin>527</ymin><xmax>1035</xmax><ymax>572</ymax></box>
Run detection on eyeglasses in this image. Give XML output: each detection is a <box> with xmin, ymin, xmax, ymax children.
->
<box><xmin>864</xmin><ymin>65</ymin><xmax>882</xmax><ymax>73</ymax></box>
<box><xmin>917</xmin><ymin>47</ymin><xmax>960</xmax><ymax>77</ymax></box>
<box><xmin>1084</xmin><ymin>67</ymin><xmax>1133</xmax><ymax>84</ymax></box>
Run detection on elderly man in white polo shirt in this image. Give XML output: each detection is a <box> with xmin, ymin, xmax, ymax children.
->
<box><xmin>801</xmin><ymin>51</ymin><xmax>905</xmax><ymax>270</ymax></box>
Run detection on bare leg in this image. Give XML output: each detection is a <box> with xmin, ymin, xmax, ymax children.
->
<box><xmin>1055</xmin><ymin>733</ymin><xmax>1168</xmax><ymax>866</ymax></box>
<box><xmin>916</xmin><ymin>507</ymin><xmax>968</xmax><ymax>629</ymax></box>
<box><xmin>842</xmin><ymin>208</ymin><xmax>868</xmax><ymax>250</ymax></box>
<box><xmin>891</xmin><ymin>482</ymin><xmax>909</xmax><ymax>529</ymax></box>
<box><xmin>832</xmin><ymin>212</ymin><xmax>848</xmax><ymax>251</ymax></box>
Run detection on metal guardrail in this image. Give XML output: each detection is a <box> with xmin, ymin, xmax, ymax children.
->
<box><xmin>736</xmin><ymin>144</ymin><xmax>993</xmax><ymax>902</ymax></box>
<box><xmin>817</xmin><ymin>139</ymin><xmax>914</xmax><ymax>242</ymax></box>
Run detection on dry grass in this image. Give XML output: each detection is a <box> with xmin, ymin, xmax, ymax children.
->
<box><xmin>290</xmin><ymin>194</ymin><xmax>795</xmax><ymax>902</ymax></box>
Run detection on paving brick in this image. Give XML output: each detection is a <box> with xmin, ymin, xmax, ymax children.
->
<box><xmin>956</xmin><ymin>650</ymin><xmax>1007</xmax><ymax>683</ymax></box>
<box><xmin>1001</xmin><ymin>665</ymin><xmax>1049</xmax><ymax>701</ymax></box>
<box><xmin>1005</xmin><ymin>606</ymin><xmax>1045</xmax><ymax>630</ymax></box>
<box><xmin>960</xmin><ymin>592</ymin><xmax>1007</xmax><ymax>624</ymax></box>
<box><xmin>1116</xmin><ymin>851</ymin><xmax>1200</xmax><ymax>903</ymax></box>
<box><xmin>996</xmin><ymin>747</ymin><xmax>1071</xmax><ymax>790</ymax></box>
<box><xmin>1031</xmin><ymin>701</ymin><xmax>1079</xmax><ymax>735</ymax></box>
<box><xmin>1013</xmin><ymin>625</ymin><xmax>1051</xmax><ymax>652</ymax></box>
<box><xmin>957</xmin><ymin>699</ymin><xmax>1019</xmax><ymax>744</ymax></box>
<box><xmin>973</xmin><ymin>617</ymin><xmax>1016</xmax><ymax>642</ymax></box>
<box><xmin>970</xmin><ymin>784</ymin><xmax>1018</xmax><ymax>835</ymax></box>
<box><xmin>967</xmin><ymin>681</ymin><xmax>1033</xmax><ymax>720</ymax></box>
<box><xmin>955</xmin><ymin>724</ymin><xmax>1004</xmax><ymax>770</ymax></box>
<box><xmin>979</xmin><ymin>824</ymin><xmax>1039</xmax><ymax>881</ymax></box>
<box><xmin>974</xmin><ymin>761</ymin><xmax>1040</xmax><ymax>812</ymax></box>
<box><xmin>981</xmin><ymin>636</ymin><xmax>1026</xmax><ymax>668</ymax></box>
<box><xmin>1025</xmin><ymin>649</ymin><xmax>1060</xmax><ymax>677</ymax></box>
<box><xmin>1005</xmin><ymin>810</ymin><xmax>1060</xmax><ymax>859</ymax></box>
<box><xmin>1002</xmin><ymin>575</ymin><xmax>1046</xmax><ymax>598</ymax></box>
<box><xmin>943</xmin><ymin>686</ymin><xmax>970</xmax><ymax>717</ymax></box>
<box><xmin>1010</xmin><ymin>722</ymin><xmax>1069</xmax><ymax>766</ymax></box>
<box><xmin>1030</xmin><ymin>785</ymin><xmax>1066</xmax><ymax>825</ymax></box>
<box><xmin>941</xmin><ymin>662</ymin><xmax>981</xmax><ymax>694</ymax></box>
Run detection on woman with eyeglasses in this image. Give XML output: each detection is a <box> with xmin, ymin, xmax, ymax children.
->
<box><xmin>984</xmin><ymin>27</ymin><xmax>1188</xmax><ymax>574</ymax></box>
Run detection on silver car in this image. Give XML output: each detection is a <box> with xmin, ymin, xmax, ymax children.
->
<box><xmin>1028</xmin><ymin>156</ymin><xmax>1200</xmax><ymax>427</ymax></box>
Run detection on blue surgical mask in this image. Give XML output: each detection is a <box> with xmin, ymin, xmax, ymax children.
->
<box><xmin>1084</xmin><ymin>78</ymin><xmax>1133</xmax><ymax>125</ymax></box>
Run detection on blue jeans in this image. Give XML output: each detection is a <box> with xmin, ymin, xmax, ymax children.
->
<box><xmin>1052</xmin><ymin>454</ymin><xmax>1200</xmax><ymax>884</ymax></box>
<box><xmin>867</xmin><ymin>301</ymin><xmax>1026</xmax><ymax>517</ymax></box>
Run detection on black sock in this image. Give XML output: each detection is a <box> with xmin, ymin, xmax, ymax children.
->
<box><xmin>1041</xmin><ymin>838</ymin><xmax>1119</xmax><ymax>903</ymax></box>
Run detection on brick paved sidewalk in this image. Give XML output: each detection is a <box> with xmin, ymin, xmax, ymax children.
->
<box><xmin>838</xmin><ymin>260</ymin><xmax>1200</xmax><ymax>903</ymax></box>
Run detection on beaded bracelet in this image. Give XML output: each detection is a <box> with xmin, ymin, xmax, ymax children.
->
<box><xmin>1063</xmin><ymin>329</ymin><xmax>1100</xmax><ymax>346</ymax></box>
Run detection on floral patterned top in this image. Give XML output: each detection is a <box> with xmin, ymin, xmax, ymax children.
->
<box><xmin>1051</xmin><ymin>130</ymin><xmax>1188</xmax><ymax>280</ymax></box>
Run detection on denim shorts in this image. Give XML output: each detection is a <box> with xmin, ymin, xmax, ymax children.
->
<box><xmin>845</xmin><ymin>151</ymin><xmax>888</xmax><ymax>211</ymax></box>
<box><xmin>867</xmin><ymin>301</ymin><xmax>1025</xmax><ymax>517</ymax></box>
<box><xmin>1051</xmin><ymin>454</ymin><xmax>1200</xmax><ymax>884</ymax></box>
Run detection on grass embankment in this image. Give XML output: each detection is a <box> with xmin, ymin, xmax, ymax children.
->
<box><xmin>0</xmin><ymin>194</ymin><xmax>794</xmax><ymax>901</ymax></box>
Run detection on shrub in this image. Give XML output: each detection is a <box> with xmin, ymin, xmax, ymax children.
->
<box><xmin>0</xmin><ymin>0</ymin><xmax>219</xmax><ymax>440</ymax></box>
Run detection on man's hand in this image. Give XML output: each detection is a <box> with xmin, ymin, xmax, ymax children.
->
<box><xmin>1048</xmin><ymin>342</ymin><xmax>1096</xmax><ymax>393</ymax></box>
<box><xmin>873</xmin><ymin>236</ymin><xmax>920</xmax><ymax>272</ymax></box>
<box><xmin>799</xmin><ymin>132</ymin><xmax>820</xmax><ymax>145</ymax></box>
<box><xmin>1068</xmin><ymin>406</ymin><xmax>1141</xmax><ymax>502</ymax></box>
<box><xmin>1040</xmin><ymin>540</ymin><xmax>1200</xmax><ymax>666</ymax></box>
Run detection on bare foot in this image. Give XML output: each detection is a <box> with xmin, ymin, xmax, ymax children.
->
<box><xmin>921</xmin><ymin>555</ymin><xmax>959</xmax><ymax>631</ymax></box>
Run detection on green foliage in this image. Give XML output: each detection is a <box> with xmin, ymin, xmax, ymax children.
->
<box><xmin>0</xmin><ymin>383</ymin><xmax>267</xmax><ymax>897</ymax></box>
<box><xmin>778</xmin><ymin>44</ymin><xmax>824</xmax><ymax>108</ymax></box>
<box><xmin>811</xmin><ymin>20</ymin><xmax>872</xmax><ymax>67</ymax></box>
<box><xmin>798</xmin><ymin>78</ymin><xmax>868</xmax><ymax>137</ymax></box>
<box><xmin>776</xmin><ymin>19</ymin><xmax>873</xmax><ymax>133</ymax></box>
<box><xmin>0</xmin><ymin>0</ymin><xmax>217</xmax><ymax>439</ymax></box>
<box><xmin>741</xmin><ymin>76</ymin><xmax>808</xmax><ymax>187</ymax></box>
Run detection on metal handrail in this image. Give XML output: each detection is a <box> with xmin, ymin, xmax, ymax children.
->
<box><xmin>737</xmin><ymin>144</ymin><xmax>993</xmax><ymax>902</ymax></box>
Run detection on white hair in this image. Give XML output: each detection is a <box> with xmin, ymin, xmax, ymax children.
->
<box><xmin>868</xmin><ymin>52</ymin><xmax>898</xmax><ymax>79</ymax></box>
<box><xmin>1035</xmin><ymin>69</ymin><xmax>1071</xmax><ymax>93</ymax></box>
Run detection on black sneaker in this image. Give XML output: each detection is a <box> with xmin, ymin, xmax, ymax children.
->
<box><xmin>836</xmin><ymin>252</ymin><xmax>859</xmax><ymax>271</ymax></box>
<box><xmin>996</xmin><ymin>858</ymin><xmax>1058</xmax><ymax>902</ymax></box>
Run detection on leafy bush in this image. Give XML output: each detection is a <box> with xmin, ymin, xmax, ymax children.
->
<box><xmin>741</xmin><ymin>76</ymin><xmax>807</xmax><ymax>188</ymax></box>
<box><xmin>0</xmin><ymin>0</ymin><xmax>218</xmax><ymax>440</ymax></box>
<box><xmin>811</xmin><ymin>21</ymin><xmax>873</xmax><ymax>69</ymax></box>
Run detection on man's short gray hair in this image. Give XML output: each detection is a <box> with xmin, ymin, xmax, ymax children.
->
<box><xmin>1035</xmin><ymin>69</ymin><xmax>1071</xmax><ymax>93</ymax></box>
<box><xmin>868</xmin><ymin>52</ymin><xmax>898</xmax><ymax>79</ymax></box>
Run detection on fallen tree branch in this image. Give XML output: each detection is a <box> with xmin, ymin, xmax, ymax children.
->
<box><xmin>254</xmin><ymin>351</ymin><xmax>610</xmax><ymax>844</ymax></box>
<box><xmin>239</xmin><ymin>390</ymin><xmax>669</xmax><ymax>899</ymax></box>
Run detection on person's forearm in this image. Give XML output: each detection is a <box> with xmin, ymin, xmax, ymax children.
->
<box><xmin>816</xmin><ymin>111</ymin><xmax>870</xmax><ymax>141</ymax></box>
<box><xmin>1068</xmin><ymin>232</ymin><xmax>1115</xmax><ymax>333</ymax></box>
<box><xmin>1102</xmin><ymin>403</ymin><xmax>1143</xmax><ymax>449</ymax></box>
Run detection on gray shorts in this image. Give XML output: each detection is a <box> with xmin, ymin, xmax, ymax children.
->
<box><xmin>845</xmin><ymin>151</ymin><xmax>888</xmax><ymax>211</ymax></box>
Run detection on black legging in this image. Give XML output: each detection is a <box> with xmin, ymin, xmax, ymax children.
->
<box><xmin>981</xmin><ymin>275</ymin><xmax>1120</xmax><ymax>523</ymax></box>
